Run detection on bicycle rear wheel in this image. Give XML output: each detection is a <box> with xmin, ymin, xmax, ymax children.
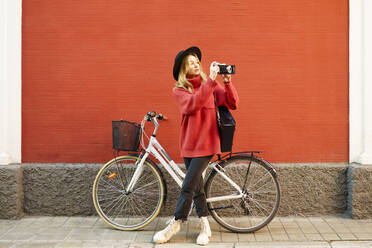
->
<box><xmin>205</xmin><ymin>155</ymin><xmax>280</xmax><ymax>233</ymax></box>
<box><xmin>92</xmin><ymin>155</ymin><xmax>165</xmax><ymax>231</ymax></box>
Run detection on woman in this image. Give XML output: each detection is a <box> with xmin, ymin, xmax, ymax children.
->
<box><xmin>153</xmin><ymin>46</ymin><xmax>239</xmax><ymax>245</ymax></box>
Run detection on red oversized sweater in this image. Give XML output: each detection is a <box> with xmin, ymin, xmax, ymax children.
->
<box><xmin>172</xmin><ymin>75</ymin><xmax>239</xmax><ymax>157</ymax></box>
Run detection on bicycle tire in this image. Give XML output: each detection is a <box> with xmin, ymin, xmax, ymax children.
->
<box><xmin>205</xmin><ymin>155</ymin><xmax>280</xmax><ymax>233</ymax></box>
<box><xmin>93</xmin><ymin>155</ymin><xmax>165</xmax><ymax>231</ymax></box>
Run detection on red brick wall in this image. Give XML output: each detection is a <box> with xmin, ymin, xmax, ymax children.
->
<box><xmin>22</xmin><ymin>0</ymin><xmax>349</xmax><ymax>163</ymax></box>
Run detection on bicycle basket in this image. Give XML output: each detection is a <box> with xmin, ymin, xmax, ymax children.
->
<box><xmin>112</xmin><ymin>120</ymin><xmax>142</xmax><ymax>151</ymax></box>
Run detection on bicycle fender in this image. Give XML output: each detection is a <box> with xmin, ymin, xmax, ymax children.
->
<box><xmin>252</xmin><ymin>155</ymin><xmax>278</xmax><ymax>178</ymax></box>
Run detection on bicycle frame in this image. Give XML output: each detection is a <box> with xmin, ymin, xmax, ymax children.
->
<box><xmin>126</xmin><ymin>116</ymin><xmax>244</xmax><ymax>203</ymax></box>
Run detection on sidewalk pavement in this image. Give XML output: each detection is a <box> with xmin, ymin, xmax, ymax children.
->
<box><xmin>0</xmin><ymin>216</ymin><xmax>371</xmax><ymax>248</ymax></box>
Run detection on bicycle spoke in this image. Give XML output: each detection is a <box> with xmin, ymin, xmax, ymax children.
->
<box><xmin>99</xmin><ymin>177</ymin><xmax>124</xmax><ymax>192</ymax></box>
<box><xmin>103</xmin><ymin>194</ymin><xmax>127</xmax><ymax>216</ymax></box>
<box><xmin>112</xmin><ymin>194</ymin><xmax>130</xmax><ymax>219</ymax></box>
<box><xmin>133</xmin><ymin>180</ymin><xmax>158</xmax><ymax>192</ymax></box>
<box><xmin>248</xmin><ymin>197</ymin><xmax>271</xmax><ymax>216</ymax></box>
<box><xmin>247</xmin><ymin>172</ymin><xmax>272</xmax><ymax>192</ymax></box>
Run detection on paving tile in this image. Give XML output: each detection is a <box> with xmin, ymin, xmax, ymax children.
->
<box><xmin>128</xmin><ymin>243</ymin><xmax>153</xmax><ymax>248</ymax></box>
<box><xmin>267</xmin><ymin>225</ymin><xmax>286</xmax><ymax>234</ymax></box>
<box><xmin>169</xmin><ymin>231</ymin><xmax>187</xmax><ymax>243</ymax></box>
<box><xmin>140</xmin><ymin>219</ymin><xmax>158</xmax><ymax>232</ymax></box>
<box><xmin>208</xmin><ymin>220</ymin><xmax>221</xmax><ymax>233</ymax></box>
<box><xmin>208</xmin><ymin>231</ymin><xmax>222</xmax><ymax>242</ymax></box>
<box><xmin>26</xmin><ymin>217</ymin><xmax>56</xmax><ymax>228</ymax></box>
<box><xmin>204</xmin><ymin>244</ymin><xmax>234</xmax><ymax>248</ymax></box>
<box><xmin>295</xmin><ymin>218</ymin><xmax>312</xmax><ymax>223</ymax></box>
<box><xmin>237</xmin><ymin>233</ymin><xmax>255</xmax><ymax>242</ymax></box>
<box><xmin>279</xmin><ymin>217</ymin><xmax>297</xmax><ymax>223</ymax></box>
<box><xmin>0</xmin><ymin>227</ymin><xmax>15</xmax><ymax>239</ymax></box>
<box><xmin>220</xmin><ymin>232</ymin><xmax>239</xmax><ymax>242</ymax></box>
<box><xmin>0</xmin><ymin>220</ymin><xmax>19</xmax><ymax>227</ymax></box>
<box><xmin>13</xmin><ymin>241</ymin><xmax>58</xmax><ymax>248</ymax></box>
<box><xmin>353</xmin><ymin>233</ymin><xmax>372</xmax><ymax>239</ymax></box>
<box><xmin>330</xmin><ymin>241</ymin><xmax>372</xmax><ymax>248</ymax></box>
<box><xmin>254</xmin><ymin>233</ymin><xmax>273</xmax><ymax>242</ymax></box>
<box><xmin>93</xmin><ymin>219</ymin><xmax>110</xmax><ymax>230</ymax></box>
<box><xmin>31</xmin><ymin>227</ymin><xmax>72</xmax><ymax>241</ymax></box>
<box><xmin>281</xmin><ymin>222</ymin><xmax>299</xmax><ymax>228</ymax></box>
<box><xmin>252</xmin><ymin>226</ymin><xmax>270</xmax><ymax>234</ymax></box>
<box><xmin>267</xmin><ymin>223</ymin><xmax>285</xmax><ymax>230</ymax></box>
<box><xmin>156</xmin><ymin>243</ymin><xmax>234</xmax><ymax>247</ymax></box>
<box><xmin>0</xmin><ymin>242</ymin><xmax>15</xmax><ymax>248</ymax></box>
<box><xmin>337</xmin><ymin>232</ymin><xmax>358</xmax><ymax>240</ymax></box>
<box><xmin>103</xmin><ymin>230</ymin><xmax>137</xmax><ymax>241</ymax></box>
<box><xmin>271</xmin><ymin>234</ymin><xmax>290</xmax><ymax>241</ymax></box>
<box><xmin>308</xmin><ymin>217</ymin><xmax>326</xmax><ymax>223</ymax></box>
<box><xmin>48</xmin><ymin>217</ymin><xmax>70</xmax><ymax>227</ymax></box>
<box><xmin>186</xmin><ymin>231</ymin><xmax>198</xmax><ymax>243</ymax></box>
<box><xmin>54</xmin><ymin>242</ymin><xmax>83</xmax><ymax>248</ymax></box>
<box><xmin>350</xmin><ymin>227</ymin><xmax>371</xmax><ymax>234</ymax></box>
<box><xmin>66</xmin><ymin>228</ymin><xmax>105</xmax><ymax>241</ymax></box>
<box><xmin>235</xmin><ymin>241</ymin><xmax>331</xmax><ymax>248</ymax></box>
<box><xmin>324</xmin><ymin>217</ymin><xmax>345</xmax><ymax>223</ymax></box>
<box><xmin>300</xmin><ymin>225</ymin><xmax>319</xmax><ymax>234</ymax></box>
<box><xmin>0</xmin><ymin>227</ymin><xmax>43</xmax><ymax>241</ymax></box>
<box><xmin>284</xmin><ymin>226</ymin><xmax>301</xmax><ymax>234</ymax></box>
<box><xmin>63</xmin><ymin>217</ymin><xmax>99</xmax><ymax>228</ymax></box>
<box><xmin>321</xmin><ymin>233</ymin><xmax>341</xmax><ymax>241</ymax></box>
<box><xmin>134</xmin><ymin>231</ymin><xmax>154</xmax><ymax>242</ymax></box>
<box><xmin>305</xmin><ymin>233</ymin><xmax>324</xmax><ymax>241</ymax></box>
<box><xmin>81</xmin><ymin>241</ymin><xmax>129</xmax><ymax>248</ymax></box>
<box><xmin>153</xmin><ymin>243</ymin><xmax>196</xmax><ymax>247</ymax></box>
<box><xmin>208</xmin><ymin>233</ymin><xmax>223</xmax><ymax>243</ymax></box>
<box><xmin>287</xmin><ymin>233</ymin><xmax>308</xmax><ymax>241</ymax></box>
<box><xmin>314</xmin><ymin>225</ymin><xmax>335</xmax><ymax>233</ymax></box>
<box><xmin>14</xmin><ymin>217</ymin><xmax>39</xmax><ymax>227</ymax></box>
<box><xmin>327</xmin><ymin>224</ymin><xmax>350</xmax><ymax>233</ymax></box>
<box><xmin>154</xmin><ymin>218</ymin><xmax>172</xmax><ymax>232</ymax></box>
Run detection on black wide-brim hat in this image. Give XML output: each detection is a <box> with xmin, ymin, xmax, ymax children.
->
<box><xmin>173</xmin><ymin>46</ymin><xmax>202</xmax><ymax>81</ymax></box>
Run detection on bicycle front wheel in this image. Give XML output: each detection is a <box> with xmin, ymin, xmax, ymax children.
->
<box><xmin>205</xmin><ymin>155</ymin><xmax>280</xmax><ymax>233</ymax></box>
<box><xmin>93</xmin><ymin>155</ymin><xmax>165</xmax><ymax>231</ymax></box>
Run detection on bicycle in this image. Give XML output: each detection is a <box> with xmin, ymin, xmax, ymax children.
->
<box><xmin>92</xmin><ymin>111</ymin><xmax>280</xmax><ymax>233</ymax></box>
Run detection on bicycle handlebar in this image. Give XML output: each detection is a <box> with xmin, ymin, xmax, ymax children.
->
<box><xmin>145</xmin><ymin>111</ymin><xmax>168</xmax><ymax>122</ymax></box>
<box><xmin>140</xmin><ymin>111</ymin><xmax>168</xmax><ymax>149</ymax></box>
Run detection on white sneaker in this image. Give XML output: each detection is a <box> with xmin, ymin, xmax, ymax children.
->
<box><xmin>196</xmin><ymin>216</ymin><xmax>212</xmax><ymax>245</ymax></box>
<box><xmin>153</xmin><ymin>217</ymin><xmax>181</xmax><ymax>244</ymax></box>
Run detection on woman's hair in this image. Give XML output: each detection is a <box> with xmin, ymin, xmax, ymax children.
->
<box><xmin>174</xmin><ymin>53</ymin><xmax>208</xmax><ymax>93</ymax></box>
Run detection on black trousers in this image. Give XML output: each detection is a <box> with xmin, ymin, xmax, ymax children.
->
<box><xmin>174</xmin><ymin>155</ymin><xmax>213</xmax><ymax>221</ymax></box>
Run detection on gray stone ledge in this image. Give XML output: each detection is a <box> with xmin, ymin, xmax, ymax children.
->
<box><xmin>0</xmin><ymin>162</ymin><xmax>371</xmax><ymax>219</ymax></box>
<box><xmin>274</xmin><ymin>163</ymin><xmax>348</xmax><ymax>216</ymax></box>
<box><xmin>347</xmin><ymin>164</ymin><xmax>372</xmax><ymax>219</ymax></box>
<box><xmin>0</xmin><ymin>164</ymin><xmax>24</xmax><ymax>219</ymax></box>
<box><xmin>22</xmin><ymin>163</ymin><xmax>102</xmax><ymax>216</ymax></box>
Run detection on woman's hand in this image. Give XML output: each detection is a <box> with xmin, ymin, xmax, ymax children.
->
<box><xmin>221</xmin><ymin>74</ymin><xmax>232</xmax><ymax>83</ymax></box>
<box><xmin>209</xmin><ymin>61</ymin><xmax>220</xmax><ymax>81</ymax></box>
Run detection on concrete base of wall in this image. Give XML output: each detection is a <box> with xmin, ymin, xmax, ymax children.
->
<box><xmin>347</xmin><ymin>164</ymin><xmax>372</xmax><ymax>219</ymax></box>
<box><xmin>276</xmin><ymin>163</ymin><xmax>348</xmax><ymax>216</ymax></box>
<box><xmin>0</xmin><ymin>164</ymin><xmax>24</xmax><ymax>219</ymax></box>
<box><xmin>22</xmin><ymin>163</ymin><xmax>101</xmax><ymax>216</ymax></box>
<box><xmin>0</xmin><ymin>162</ymin><xmax>371</xmax><ymax>219</ymax></box>
<box><xmin>159</xmin><ymin>163</ymin><xmax>349</xmax><ymax>217</ymax></box>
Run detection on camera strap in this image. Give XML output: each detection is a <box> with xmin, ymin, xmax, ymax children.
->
<box><xmin>213</xmin><ymin>92</ymin><xmax>221</xmax><ymax>127</ymax></box>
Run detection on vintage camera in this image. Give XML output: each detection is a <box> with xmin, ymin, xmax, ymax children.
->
<box><xmin>218</xmin><ymin>64</ymin><xmax>235</xmax><ymax>74</ymax></box>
